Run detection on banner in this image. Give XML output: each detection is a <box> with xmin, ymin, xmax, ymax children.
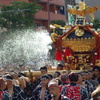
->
<box><xmin>67</xmin><ymin>4</ymin><xmax>74</xmax><ymax>25</ymax></box>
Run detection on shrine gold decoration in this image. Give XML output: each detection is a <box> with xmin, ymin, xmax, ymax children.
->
<box><xmin>75</xmin><ymin>29</ymin><xmax>84</xmax><ymax>37</ymax></box>
<box><xmin>50</xmin><ymin>24</ymin><xmax>71</xmax><ymax>30</ymax></box>
<box><xmin>67</xmin><ymin>2</ymin><xmax>98</xmax><ymax>16</ymax></box>
<box><xmin>95</xmin><ymin>60</ymin><xmax>100</xmax><ymax>66</ymax></box>
<box><xmin>62</xmin><ymin>37</ymin><xmax>96</xmax><ymax>52</ymax></box>
<box><xmin>51</xmin><ymin>32</ymin><xmax>58</xmax><ymax>42</ymax></box>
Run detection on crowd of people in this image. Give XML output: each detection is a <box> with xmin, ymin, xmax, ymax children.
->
<box><xmin>0</xmin><ymin>64</ymin><xmax>100</xmax><ymax>100</ymax></box>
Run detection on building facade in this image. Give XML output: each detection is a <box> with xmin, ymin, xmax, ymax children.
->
<box><xmin>32</xmin><ymin>0</ymin><xmax>67</xmax><ymax>30</ymax></box>
<box><xmin>0</xmin><ymin>0</ymin><xmax>67</xmax><ymax>30</ymax></box>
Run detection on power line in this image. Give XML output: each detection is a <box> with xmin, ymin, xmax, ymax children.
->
<box><xmin>0</xmin><ymin>9</ymin><xmax>30</xmax><ymax>13</ymax></box>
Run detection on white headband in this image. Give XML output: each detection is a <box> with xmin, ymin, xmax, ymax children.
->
<box><xmin>4</xmin><ymin>78</ymin><xmax>13</xmax><ymax>81</ymax></box>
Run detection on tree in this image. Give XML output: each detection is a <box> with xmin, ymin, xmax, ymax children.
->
<box><xmin>0</xmin><ymin>1</ymin><xmax>42</xmax><ymax>29</ymax></box>
<box><xmin>92</xmin><ymin>18</ymin><xmax>100</xmax><ymax>30</ymax></box>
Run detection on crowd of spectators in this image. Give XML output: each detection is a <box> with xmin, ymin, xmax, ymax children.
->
<box><xmin>0</xmin><ymin>64</ymin><xmax>100</xmax><ymax>100</ymax></box>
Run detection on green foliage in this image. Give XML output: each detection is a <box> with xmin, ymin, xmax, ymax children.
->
<box><xmin>50</xmin><ymin>20</ymin><xmax>66</xmax><ymax>26</ymax></box>
<box><xmin>50</xmin><ymin>20</ymin><xmax>66</xmax><ymax>35</ymax></box>
<box><xmin>0</xmin><ymin>1</ymin><xmax>42</xmax><ymax>30</ymax></box>
<box><xmin>92</xmin><ymin>18</ymin><xmax>100</xmax><ymax>30</ymax></box>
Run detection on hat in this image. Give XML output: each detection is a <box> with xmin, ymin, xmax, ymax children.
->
<box><xmin>48</xmin><ymin>79</ymin><xmax>58</xmax><ymax>88</ymax></box>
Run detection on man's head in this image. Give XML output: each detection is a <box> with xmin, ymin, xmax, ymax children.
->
<box><xmin>48</xmin><ymin>79</ymin><xmax>59</xmax><ymax>97</ymax></box>
<box><xmin>0</xmin><ymin>68</ymin><xmax>5</xmax><ymax>75</ymax></box>
<box><xmin>47</xmin><ymin>74</ymin><xmax>53</xmax><ymax>80</ymax></box>
<box><xmin>54</xmin><ymin>71</ymin><xmax>61</xmax><ymax>78</ymax></box>
<box><xmin>4</xmin><ymin>75</ymin><xmax>13</xmax><ymax>86</ymax></box>
<box><xmin>77</xmin><ymin>72</ymin><xmax>83</xmax><ymax>83</ymax></box>
<box><xmin>68</xmin><ymin>72</ymin><xmax>78</xmax><ymax>83</ymax></box>
<box><xmin>88</xmin><ymin>71</ymin><xmax>93</xmax><ymax>80</ymax></box>
<box><xmin>40</xmin><ymin>74</ymin><xmax>49</xmax><ymax>86</ymax></box>
<box><xmin>19</xmin><ymin>64</ymin><xmax>25</xmax><ymax>71</ymax></box>
<box><xmin>60</xmin><ymin>74</ymin><xmax>69</xmax><ymax>84</ymax></box>
<box><xmin>57</xmin><ymin>64</ymin><xmax>64</xmax><ymax>70</ymax></box>
<box><xmin>80</xmin><ymin>71</ymin><xmax>87</xmax><ymax>80</ymax></box>
<box><xmin>0</xmin><ymin>77</ymin><xmax>7</xmax><ymax>90</ymax></box>
<box><xmin>93</xmin><ymin>66</ymin><xmax>100</xmax><ymax>77</ymax></box>
<box><xmin>11</xmin><ymin>72</ymin><xmax>19</xmax><ymax>79</ymax></box>
<box><xmin>40</xmin><ymin>66</ymin><xmax>47</xmax><ymax>75</ymax></box>
<box><xmin>0</xmin><ymin>78</ymin><xmax>6</xmax><ymax>87</ymax></box>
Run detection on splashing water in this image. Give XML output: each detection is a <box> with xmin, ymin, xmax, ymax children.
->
<box><xmin>0</xmin><ymin>28</ymin><xmax>52</xmax><ymax>69</ymax></box>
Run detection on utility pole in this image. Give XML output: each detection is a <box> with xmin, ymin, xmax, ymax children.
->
<box><xmin>47</xmin><ymin>0</ymin><xmax>50</xmax><ymax>32</ymax></box>
<box><xmin>64</xmin><ymin>0</ymin><xmax>68</xmax><ymax>22</ymax></box>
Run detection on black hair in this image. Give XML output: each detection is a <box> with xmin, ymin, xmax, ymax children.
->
<box><xmin>11</xmin><ymin>72</ymin><xmax>19</xmax><ymax>78</ymax></box>
<box><xmin>60</xmin><ymin>74</ymin><xmax>68</xmax><ymax>82</ymax></box>
<box><xmin>9</xmin><ymin>69</ymin><xmax>14</xmax><ymax>72</ymax></box>
<box><xmin>4</xmin><ymin>72</ymin><xmax>9</xmax><ymax>75</ymax></box>
<box><xmin>57</xmin><ymin>64</ymin><xmax>64</xmax><ymax>68</ymax></box>
<box><xmin>4</xmin><ymin>75</ymin><xmax>13</xmax><ymax>80</ymax></box>
<box><xmin>41</xmin><ymin>74</ymin><xmax>49</xmax><ymax>80</ymax></box>
<box><xmin>19</xmin><ymin>64</ymin><xmax>24</xmax><ymax>68</ymax></box>
<box><xmin>80</xmin><ymin>71</ymin><xmax>87</xmax><ymax>75</ymax></box>
<box><xmin>87</xmin><ymin>70</ymin><xmax>92</xmax><ymax>73</ymax></box>
<box><xmin>47</xmin><ymin>74</ymin><xmax>53</xmax><ymax>79</ymax></box>
<box><xmin>93</xmin><ymin>66</ymin><xmax>100</xmax><ymax>72</ymax></box>
<box><xmin>18</xmin><ymin>72</ymin><xmax>25</xmax><ymax>77</ymax></box>
<box><xmin>40</xmin><ymin>66</ymin><xmax>47</xmax><ymax>71</ymax></box>
<box><xmin>54</xmin><ymin>71</ymin><xmax>61</xmax><ymax>77</ymax></box>
<box><xmin>68</xmin><ymin>72</ymin><xmax>78</xmax><ymax>82</ymax></box>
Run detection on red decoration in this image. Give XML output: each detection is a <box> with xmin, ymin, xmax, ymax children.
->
<box><xmin>95</xmin><ymin>48</ymin><xmax>100</xmax><ymax>60</ymax></box>
<box><xmin>55</xmin><ymin>50</ymin><xmax>63</xmax><ymax>61</ymax></box>
<box><xmin>64</xmin><ymin>48</ymin><xmax>72</xmax><ymax>57</ymax></box>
